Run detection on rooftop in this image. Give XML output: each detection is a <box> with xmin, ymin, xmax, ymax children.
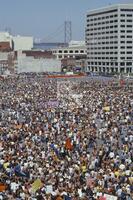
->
<box><xmin>87</xmin><ymin>3</ymin><xmax>133</xmax><ymax>14</ymax></box>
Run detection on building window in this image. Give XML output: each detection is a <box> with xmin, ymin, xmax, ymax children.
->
<box><xmin>127</xmin><ymin>19</ymin><xmax>132</xmax><ymax>22</ymax></box>
<box><xmin>127</xmin><ymin>14</ymin><xmax>132</xmax><ymax>17</ymax></box>
<box><xmin>121</xmin><ymin>9</ymin><xmax>133</xmax><ymax>12</ymax></box>
<box><xmin>121</xmin><ymin>19</ymin><xmax>125</xmax><ymax>22</ymax></box>
<box><xmin>127</xmin><ymin>25</ymin><xmax>132</xmax><ymax>28</ymax></box>
<box><xmin>121</xmin><ymin>62</ymin><xmax>125</xmax><ymax>66</ymax></box>
<box><xmin>59</xmin><ymin>50</ymin><xmax>62</xmax><ymax>53</ymax></box>
<box><xmin>127</xmin><ymin>41</ymin><xmax>132</xmax><ymax>44</ymax></box>
<box><xmin>126</xmin><ymin>62</ymin><xmax>132</xmax><ymax>66</ymax></box>
<box><xmin>127</xmin><ymin>35</ymin><xmax>132</xmax><ymax>38</ymax></box>
<box><xmin>69</xmin><ymin>50</ymin><xmax>73</xmax><ymax>53</ymax></box>
<box><xmin>64</xmin><ymin>50</ymin><xmax>68</xmax><ymax>53</ymax></box>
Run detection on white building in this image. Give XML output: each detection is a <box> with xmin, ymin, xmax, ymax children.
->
<box><xmin>0</xmin><ymin>52</ymin><xmax>16</xmax><ymax>74</ymax></box>
<box><xmin>0</xmin><ymin>32</ymin><xmax>12</xmax><ymax>48</ymax></box>
<box><xmin>0</xmin><ymin>52</ymin><xmax>9</xmax><ymax>60</ymax></box>
<box><xmin>52</xmin><ymin>41</ymin><xmax>87</xmax><ymax>60</ymax></box>
<box><xmin>13</xmin><ymin>35</ymin><xmax>33</xmax><ymax>51</ymax></box>
<box><xmin>16</xmin><ymin>51</ymin><xmax>61</xmax><ymax>73</ymax></box>
<box><xmin>0</xmin><ymin>32</ymin><xmax>33</xmax><ymax>51</ymax></box>
<box><xmin>86</xmin><ymin>4</ymin><xmax>133</xmax><ymax>74</ymax></box>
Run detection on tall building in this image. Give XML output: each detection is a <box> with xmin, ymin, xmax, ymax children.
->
<box><xmin>86</xmin><ymin>4</ymin><xmax>133</xmax><ymax>74</ymax></box>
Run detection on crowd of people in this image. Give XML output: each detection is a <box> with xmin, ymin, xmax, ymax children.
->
<box><xmin>0</xmin><ymin>74</ymin><xmax>133</xmax><ymax>200</ymax></box>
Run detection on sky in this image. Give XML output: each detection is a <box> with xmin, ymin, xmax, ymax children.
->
<box><xmin>0</xmin><ymin>0</ymin><xmax>133</xmax><ymax>42</ymax></box>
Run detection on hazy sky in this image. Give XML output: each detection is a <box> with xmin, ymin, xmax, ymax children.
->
<box><xmin>0</xmin><ymin>0</ymin><xmax>132</xmax><ymax>42</ymax></box>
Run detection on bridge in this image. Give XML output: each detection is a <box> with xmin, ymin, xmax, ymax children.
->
<box><xmin>33</xmin><ymin>42</ymin><xmax>68</xmax><ymax>50</ymax></box>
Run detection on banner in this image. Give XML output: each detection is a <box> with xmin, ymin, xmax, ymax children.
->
<box><xmin>99</xmin><ymin>197</ymin><xmax>106</xmax><ymax>200</ymax></box>
<box><xmin>98</xmin><ymin>194</ymin><xmax>117</xmax><ymax>200</ymax></box>
<box><xmin>104</xmin><ymin>194</ymin><xmax>117</xmax><ymax>200</ymax></box>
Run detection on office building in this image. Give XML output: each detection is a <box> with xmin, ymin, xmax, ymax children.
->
<box><xmin>86</xmin><ymin>4</ymin><xmax>133</xmax><ymax>74</ymax></box>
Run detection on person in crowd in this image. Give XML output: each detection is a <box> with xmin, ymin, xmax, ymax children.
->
<box><xmin>0</xmin><ymin>73</ymin><xmax>132</xmax><ymax>199</ymax></box>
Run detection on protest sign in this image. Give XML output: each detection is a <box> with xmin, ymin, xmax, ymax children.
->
<box><xmin>104</xmin><ymin>194</ymin><xmax>117</xmax><ymax>200</ymax></box>
<box><xmin>98</xmin><ymin>193</ymin><xmax>117</xmax><ymax>200</ymax></box>
<box><xmin>0</xmin><ymin>183</ymin><xmax>6</xmax><ymax>192</ymax></box>
<box><xmin>103</xmin><ymin>106</ymin><xmax>110</xmax><ymax>112</ymax></box>
<box><xmin>31</xmin><ymin>179</ymin><xmax>43</xmax><ymax>193</ymax></box>
<box><xmin>46</xmin><ymin>185</ymin><xmax>53</xmax><ymax>194</ymax></box>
